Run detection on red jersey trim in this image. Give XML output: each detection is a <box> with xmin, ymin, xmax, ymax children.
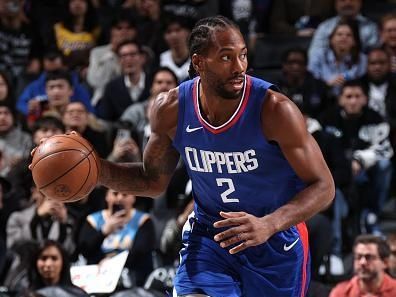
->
<box><xmin>192</xmin><ymin>75</ymin><xmax>252</xmax><ymax>134</ymax></box>
<box><xmin>297</xmin><ymin>222</ymin><xmax>309</xmax><ymax>297</ymax></box>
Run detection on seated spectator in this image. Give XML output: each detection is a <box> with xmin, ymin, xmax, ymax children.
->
<box><xmin>107</xmin><ymin>123</ymin><xmax>141</xmax><ymax>163</ymax></box>
<box><xmin>309</xmin><ymin>0</ymin><xmax>379</xmax><ymax>61</ymax></box>
<box><xmin>359</xmin><ymin>47</ymin><xmax>396</xmax><ymax>148</ymax></box>
<box><xmin>277</xmin><ymin>47</ymin><xmax>330</xmax><ymax>118</ymax></box>
<box><xmin>0</xmin><ymin>102</ymin><xmax>32</xmax><ymax>176</ymax></box>
<box><xmin>25</xmin><ymin>240</ymin><xmax>88</xmax><ymax>296</ymax></box>
<box><xmin>121</xmin><ymin>67</ymin><xmax>178</xmax><ymax>151</ymax></box>
<box><xmin>159</xmin><ymin>15</ymin><xmax>191</xmax><ymax>83</ymax></box>
<box><xmin>309</xmin><ymin>19</ymin><xmax>367</xmax><ymax>98</ymax></box>
<box><xmin>17</xmin><ymin>50</ymin><xmax>93</xmax><ymax>118</ymax></box>
<box><xmin>50</xmin><ymin>0</ymin><xmax>100</xmax><ymax>64</ymax></box>
<box><xmin>0</xmin><ymin>70</ymin><xmax>16</xmax><ymax>106</ymax></box>
<box><xmin>27</xmin><ymin>70</ymin><xmax>93</xmax><ymax>128</ymax></box>
<box><xmin>6</xmin><ymin>116</ymin><xmax>65</xmax><ymax>212</ymax></box>
<box><xmin>6</xmin><ymin>186</ymin><xmax>76</xmax><ymax>254</ymax></box>
<box><xmin>0</xmin><ymin>0</ymin><xmax>42</xmax><ymax>84</ymax></box>
<box><xmin>380</xmin><ymin>12</ymin><xmax>396</xmax><ymax>75</ymax></box>
<box><xmin>387</xmin><ymin>233</ymin><xmax>396</xmax><ymax>278</ymax></box>
<box><xmin>96</xmin><ymin>39</ymin><xmax>151</xmax><ymax>122</ymax></box>
<box><xmin>87</xmin><ymin>11</ymin><xmax>138</xmax><ymax>106</ymax></box>
<box><xmin>269</xmin><ymin>0</ymin><xmax>334</xmax><ymax>36</ymax></box>
<box><xmin>329</xmin><ymin>234</ymin><xmax>396</xmax><ymax>297</ymax></box>
<box><xmin>319</xmin><ymin>80</ymin><xmax>393</xmax><ymax>235</ymax></box>
<box><xmin>78</xmin><ymin>188</ymin><xmax>155</xmax><ymax>287</ymax></box>
<box><xmin>62</xmin><ymin>102</ymin><xmax>110</xmax><ymax>158</ymax></box>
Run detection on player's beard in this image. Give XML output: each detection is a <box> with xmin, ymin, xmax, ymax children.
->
<box><xmin>205</xmin><ymin>69</ymin><xmax>244</xmax><ymax>100</ymax></box>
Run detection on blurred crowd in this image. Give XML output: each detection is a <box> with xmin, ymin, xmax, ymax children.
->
<box><xmin>1</xmin><ymin>0</ymin><xmax>396</xmax><ymax>296</ymax></box>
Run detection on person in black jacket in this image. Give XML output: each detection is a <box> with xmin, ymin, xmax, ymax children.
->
<box><xmin>319</xmin><ymin>80</ymin><xmax>394</xmax><ymax>236</ymax></box>
<box><xmin>96</xmin><ymin>39</ymin><xmax>152</xmax><ymax>122</ymax></box>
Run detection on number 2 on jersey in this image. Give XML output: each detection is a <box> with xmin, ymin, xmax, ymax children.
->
<box><xmin>216</xmin><ymin>178</ymin><xmax>239</xmax><ymax>203</ymax></box>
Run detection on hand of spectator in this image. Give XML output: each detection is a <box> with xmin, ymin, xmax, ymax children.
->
<box><xmin>37</xmin><ymin>198</ymin><xmax>56</xmax><ymax>217</ymax></box>
<box><xmin>327</xmin><ymin>74</ymin><xmax>345</xmax><ymax>87</ymax></box>
<box><xmin>50</xmin><ymin>201</ymin><xmax>68</xmax><ymax>223</ymax></box>
<box><xmin>101</xmin><ymin>210</ymin><xmax>127</xmax><ymax>235</ymax></box>
<box><xmin>297</xmin><ymin>28</ymin><xmax>315</xmax><ymax>37</ymax></box>
<box><xmin>111</xmin><ymin>138</ymin><xmax>140</xmax><ymax>159</ymax></box>
<box><xmin>28</xmin><ymin>98</ymin><xmax>41</xmax><ymax>115</ymax></box>
<box><xmin>352</xmin><ymin>159</ymin><xmax>362</xmax><ymax>176</ymax></box>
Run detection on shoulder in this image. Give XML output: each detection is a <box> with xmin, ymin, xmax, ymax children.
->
<box><xmin>263</xmin><ymin>89</ymin><xmax>307</xmax><ymax>142</ymax></box>
<box><xmin>329</xmin><ymin>279</ymin><xmax>354</xmax><ymax>296</ymax></box>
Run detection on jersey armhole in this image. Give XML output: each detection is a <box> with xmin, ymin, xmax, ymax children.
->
<box><xmin>172</xmin><ymin>83</ymin><xmax>186</xmax><ymax>149</ymax></box>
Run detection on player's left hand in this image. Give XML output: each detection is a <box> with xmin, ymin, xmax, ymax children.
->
<box><xmin>213</xmin><ymin>211</ymin><xmax>276</xmax><ymax>254</ymax></box>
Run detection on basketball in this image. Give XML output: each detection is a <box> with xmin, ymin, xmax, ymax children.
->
<box><xmin>30</xmin><ymin>132</ymin><xmax>100</xmax><ymax>203</ymax></box>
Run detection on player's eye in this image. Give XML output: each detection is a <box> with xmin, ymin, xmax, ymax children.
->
<box><xmin>221</xmin><ymin>55</ymin><xmax>231</xmax><ymax>61</ymax></box>
<box><xmin>240</xmin><ymin>53</ymin><xmax>247</xmax><ymax>60</ymax></box>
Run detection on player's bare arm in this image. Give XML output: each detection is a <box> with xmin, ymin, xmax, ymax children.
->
<box><xmin>98</xmin><ymin>88</ymin><xmax>180</xmax><ymax>197</ymax></box>
<box><xmin>214</xmin><ymin>90</ymin><xmax>335</xmax><ymax>254</ymax></box>
<box><xmin>263</xmin><ymin>90</ymin><xmax>335</xmax><ymax>226</ymax></box>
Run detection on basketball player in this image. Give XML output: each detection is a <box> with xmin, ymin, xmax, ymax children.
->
<box><xmin>35</xmin><ymin>16</ymin><xmax>335</xmax><ymax>296</ymax></box>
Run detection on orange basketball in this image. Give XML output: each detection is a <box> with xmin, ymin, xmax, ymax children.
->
<box><xmin>30</xmin><ymin>132</ymin><xmax>100</xmax><ymax>202</ymax></box>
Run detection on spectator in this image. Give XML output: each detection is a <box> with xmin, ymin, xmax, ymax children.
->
<box><xmin>277</xmin><ymin>47</ymin><xmax>330</xmax><ymax>118</ymax></box>
<box><xmin>107</xmin><ymin>122</ymin><xmax>141</xmax><ymax>163</ymax></box>
<box><xmin>26</xmin><ymin>240</ymin><xmax>88</xmax><ymax>296</ymax></box>
<box><xmin>17</xmin><ymin>51</ymin><xmax>93</xmax><ymax>118</ymax></box>
<box><xmin>329</xmin><ymin>234</ymin><xmax>396</xmax><ymax>297</ymax></box>
<box><xmin>135</xmin><ymin>0</ymin><xmax>166</xmax><ymax>55</ymax></box>
<box><xmin>308</xmin><ymin>0</ymin><xmax>379</xmax><ymax>62</ymax></box>
<box><xmin>62</xmin><ymin>102</ymin><xmax>110</xmax><ymax>158</ymax></box>
<box><xmin>386</xmin><ymin>233</ymin><xmax>396</xmax><ymax>278</ymax></box>
<box><xmin>159</xmin><ymin>15</ymin><xmax>191</xmax><ymax>83</ymax></box>
<box><xmin>319</xmin><ymin>80</ymin><xmax>393</xmax><ymax>235</ymax></box>
<box><xmin>78</xmin><ymin>188</ymin><xmax>155</xmax><ymax>286</ymax></box>
<box><xmin>51</xmin><ymin>0</ymin><xmax>100</xmax><ymax>63</ymax></box>
<box><xmin>380</xmin><ymin>12</ymin><xmax>396</xmax><ymax>73</ymax></box>
<box><xmin>6</xmin><ymin>116</ymin><xmax>65</xmax><ymax>212</ymax></box>
<box><xmin>0</xmin><ymin>70</ymin><xmax>15</xmax><ymax>106</ymax></box>
<box><xmin>87</xmin><ymin>11</ymin><xmax>138</xmax><ymax>106</ymax></box>
<box><xmin>359</xmin><ymin>47</ymin><xmax>396</xmax><ymax>149</ymax></box>
<box><xmin>121</xmin><ymin>67</ymin><xmax>178</xmax><ymax>151</ymax></box>
<box><xmin>6</xmin><ymin>187</ymin><xmax>76</xmax><ymax>254</ymax></box>
<box><xmin>26</xmin><ymin>70</ymin><xmax>93</xmax><ymax>128</ymax></box>
<box><xmin>309</xmin><ymin>19</ymin><xmax>367</xmax><ymax>98</ymax></box>
<box><xmin>0</xmin><ymin>0</ymin><xmax>42</xmax><ymax>83</ymax></box>
<box><xmin>0</xmin><ymin>102</ymin><xmax>32</xmax><ymax>176</ymax></box>
<box><xmin>269</xmin><ymin>0</ymin><xmax>334</xmax><ymax>36</ymax></box>
<box><xmin>96</xmin><ymin>39</ymin><xmax>151</xmax><ymax>122</ymax></box>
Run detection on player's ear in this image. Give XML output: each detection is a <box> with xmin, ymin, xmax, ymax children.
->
<box><xmin>192</xmin><ymin>53</ymin><xmax>203</xmax><ymax>72</ymax></box>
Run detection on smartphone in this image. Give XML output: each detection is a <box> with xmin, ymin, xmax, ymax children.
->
<box><xmin>112</xmin><ymin>203</ymin><xmax>124</xmax><ymax>214</ymax></box>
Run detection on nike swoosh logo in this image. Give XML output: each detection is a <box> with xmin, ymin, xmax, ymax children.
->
<box><xmin>283</xmin><ymin>238</ymin><xmax>300</xmax><ymax>251</ymax></box>
<box><xmin>186</xmin><ymin>125</ymin><xmax>203</xmax><ymax>133</ymax></box>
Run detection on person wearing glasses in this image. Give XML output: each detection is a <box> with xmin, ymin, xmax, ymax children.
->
<box><xmin>329</xmin><ymin>234</ymin><xmax>396</xmax><ymax>297</ymax></box>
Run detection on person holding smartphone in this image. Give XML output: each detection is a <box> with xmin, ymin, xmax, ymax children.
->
<box><xmin>77</xmin><ymin>188</ymin><xmax>155</xmax><ymax>287</ymax></box>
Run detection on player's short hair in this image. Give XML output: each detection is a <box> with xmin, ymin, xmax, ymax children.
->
<box><xmin>340</xmin><ymin>79</ymin><xmax>367</xmax><ymax>97</ymax></box>
<box><xmin>353</xmin><ymin>234</ymin><xmax>390</xmax><ymax>260</ymax></box>
<box><xmin>281</xmin><ymin>47</ymin><xmax>307</xmax><ymax>65</ymax></box>
<box><xmin>45</xmin><ymin>70</ymin><xmax>73</xmax><ymax>87</ymax></box>
<box><xmin>153</xmin><ymin>66</ymin><xmax>179</xmax><ymax>85</ymax></box>
<box><xmin>188</xmin><ymin>16</ymin><xmax>240</xmax><ymax>78</ymax></box>
<box><xmin>115</xmin><ymin>39</ymin><xmax>143</xmax><ymax>56</ymax></box>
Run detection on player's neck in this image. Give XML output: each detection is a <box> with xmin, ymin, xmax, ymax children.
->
<box><xmin>199</xmin><ymin>82</ymin><xmax>241</xmax><ymax>126</ymax></box>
